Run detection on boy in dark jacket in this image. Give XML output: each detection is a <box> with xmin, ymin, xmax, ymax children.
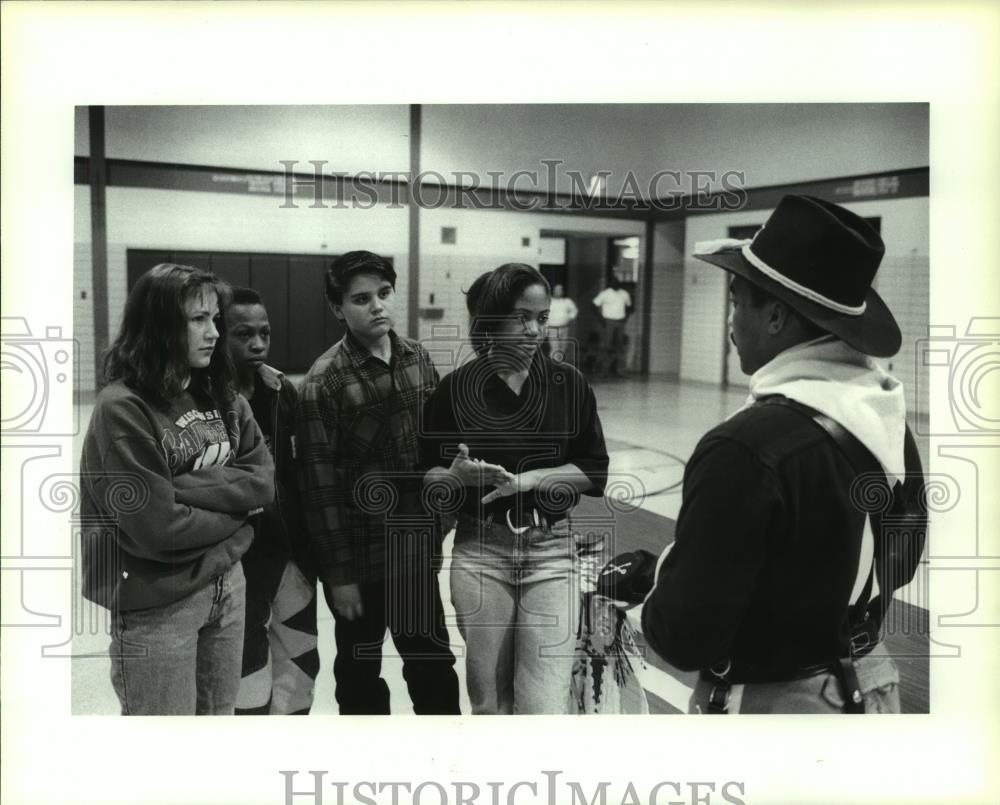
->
<box><xmin>227</xmin><ymin>287</ymin><xmax>319</xmax><ymax>715</ymax></box>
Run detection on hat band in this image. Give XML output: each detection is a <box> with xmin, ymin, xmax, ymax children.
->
<box><xmin>742</xmin><ymin>245</ymin><xmax>867</xmax><ymax>316</ymax></box>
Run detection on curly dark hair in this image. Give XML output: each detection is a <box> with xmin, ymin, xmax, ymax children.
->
<box><xmin>103</xmin><ymin>263</ymin><xmax>237</xmax><ymax>405</ymax></box>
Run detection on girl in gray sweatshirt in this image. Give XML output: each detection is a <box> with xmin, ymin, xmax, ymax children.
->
<box><xmin>79</xmin><ymin>263</ymin><xmax>274</xmax><ymax>715</ymax></box>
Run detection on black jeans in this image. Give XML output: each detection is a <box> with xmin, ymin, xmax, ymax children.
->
<box><xmin>324</xmin><ymin>561</ymin><xmax>460</xmax><ymax>715</ymax></box>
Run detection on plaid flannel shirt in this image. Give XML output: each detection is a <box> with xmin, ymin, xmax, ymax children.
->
<box><xmin>297</xmin><ymin>329</ymin><xmax>439</xmax><ymax>586</ymax></box>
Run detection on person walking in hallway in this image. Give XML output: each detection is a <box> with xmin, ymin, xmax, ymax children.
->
<box><xmin>546</xmin><ymin>283</ymin><xmax>579</xmax><ymax>364</ymax></box>
<box><xmin>592</xmin><ymin>273</ymin><xmax>631</xmax><ymax>377</ymax></box>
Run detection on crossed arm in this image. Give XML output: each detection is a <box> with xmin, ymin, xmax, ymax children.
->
<box><xmin>90</xmin><ymin>397</ymin><xmax>274</xmax><ymax>565</ymax></box>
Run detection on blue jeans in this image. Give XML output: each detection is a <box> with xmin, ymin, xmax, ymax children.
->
<box><xmin>110</xmin><ymin>562</ymin><xmax>246</xmax><ymax>715</ymax></box>
<box><xmin>451</xmin><ymin>514</ymin><xmax>581</xmax><ymax>714</ymax></box>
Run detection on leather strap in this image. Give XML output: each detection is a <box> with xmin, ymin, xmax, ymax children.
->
<box><xmin>760</xmin><ymin>396</ymin><xmax>885</xmax><ymax>627</ymax></box>
<box><xmin>704</xmin><ymin>395</ymin><xmax>892</xmax><ymax>714</ymax></box>
<box><xmin>704</xmin><ymin>640</ymin><xmax>876</xmax><ymax>685</ymax></box>
<box><xmin>833</xmin><ymin>657</ymin><xmax>866</xmax><ymax>714</ymax></box>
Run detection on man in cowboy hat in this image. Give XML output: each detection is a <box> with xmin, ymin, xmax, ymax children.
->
<box><xmin>641</xmin><ymin>194</ymin><xmax>926</xmax><ymax>714</ymax></box>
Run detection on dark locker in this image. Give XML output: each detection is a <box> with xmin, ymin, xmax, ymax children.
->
<box><xmin>323</xmin><ymin>257</ymin><xmax>346</xmax><ymax>351</ymax></box>
<box><xmin>250</xmin><ymin>255</ymin><xmax>290</xmax><ymax>371</ymax></box>
<box><xmin>210</xmin><ymin>253</ymin><xmax>251</xmax><ymax>291</ymax></box>
<box><xmin>287</xmin><ymin>256</ymin><xmax>328</xmax><ymax>373</ymax></box>
<box><xmin>172</xmin><ymin>251</ymin><xmax>212</xmax><ymax>272</ymax></box>
<box><xmin>126</xmin><ymin>249</ymin><xmax>171</xmax><ymax>291</ymax></box>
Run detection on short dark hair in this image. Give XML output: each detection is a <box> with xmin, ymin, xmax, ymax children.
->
<box><xmin>744</xmin><ymin>280</ymin><xmax>829</xmax><ymax>340</ymax></box>
<box><xmin>325</xmin><ymin>251</ymin><xmax>396</xmax><ymax>305</ymax></box>
<box><xmin>229</xmin><ymin>286</ymin><xmax>264</xmax><ymax>308</ymax></box>
<box><xmin>469</xmin><ymin>263</ymin><xmax>550</xmax><ymax>347</ymax></box>
<box><xmin>104</xmin><ymin>263</ymin><xmax>236</xmax><ymax>405</ymax></box>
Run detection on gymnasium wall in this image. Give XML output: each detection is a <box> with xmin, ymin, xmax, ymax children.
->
<box><xmin>74</xmin><ymin>182</ymin><xmax>644</xmax><ymax>389</ymax></box>
<box><xmin>73</xmin><ymin>184</ymin><xmax>409</xmax><ymax>390</ymax></box>
<box><xmin>647</xmin><ymin>221</ymin><xmax>686</xmax><ymax>377</ymax></box>
<box><xmin>75</xmin><ymin>105</ymin><xmax>929</xmax><ymax>395</ymax></box>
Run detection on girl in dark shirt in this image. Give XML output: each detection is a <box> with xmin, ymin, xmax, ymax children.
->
<box><xmin>421</xmin><ymin>264</ymin><xmax>609</xmax><ymax>714</ymax></box>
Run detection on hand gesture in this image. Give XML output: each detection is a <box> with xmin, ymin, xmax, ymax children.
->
<box><xmin>481</xmin><ymin>472</ymin><xmax>538</xmax><ymax>505</ymax></box>
<box><xmin>448</xmin><ymin>443</ymin><xmax>513</xmax><ymax>488</ymax></box>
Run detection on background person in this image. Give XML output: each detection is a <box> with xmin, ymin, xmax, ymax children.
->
<box><xmin>545</xmin><ymin>283</ymin><xmax>579</xmax><ymax>364</ymax></box>
<box><xmin>592</xmin><ymin>273</ymin><xmax>632</xmax><ymax>377</ymax></box>
<box><xmin>80</xmin><ymin>263</ymin><xmax>274</xmax><ymax>715</ymax></box>
<box><xmin>226</xmin><ymin>286</ymin><xmax>319</xmax><ymax>715</ymax></box>
<box><xmin>421</xmin><ymin>263</ymin><xmax>609</xmax><ymax>714</ymax></box>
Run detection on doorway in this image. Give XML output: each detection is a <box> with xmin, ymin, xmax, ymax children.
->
<box><xmin>540</xmin><ymin>231</ymin><xmax>645</xmax><ymax>376</ymax></box>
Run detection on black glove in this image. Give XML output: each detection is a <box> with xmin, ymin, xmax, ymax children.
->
<box><xmin>596</xmin><ymin>549</ymin><xmax>658</xmax><ymax>608</ymax></box>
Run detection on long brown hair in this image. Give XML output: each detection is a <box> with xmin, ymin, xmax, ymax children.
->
<box><xmin>103</xmin><ymin>263</ymin><xmax>236</xmax><ymax>405</ymax></box>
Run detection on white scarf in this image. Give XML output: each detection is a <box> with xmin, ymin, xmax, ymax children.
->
<box><xmin>646</xmin><ymin>337</ymin><xmax>906</xmax><ymax>608</ymax></box>
<box><xmin>736</xmin><ymin>337</ymin><xmax>908</xmax><ymax>486</ymax></box>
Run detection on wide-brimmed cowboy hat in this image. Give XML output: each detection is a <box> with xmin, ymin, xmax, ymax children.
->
<box><xmin>693</xmin><ymin>194</ymin><xmax>902</xmax><ymax>357</ymax></box>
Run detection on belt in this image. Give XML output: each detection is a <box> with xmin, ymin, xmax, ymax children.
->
<box><xmin>700</xmin><ymin>641</ymin><xmax>877</xmax><ymax>685</ymax></box>
<box><xmin>702</xmin><ymin>630</ymin><xmax>876</xmax><ymax>714</ymax></box>
<box><xmin>469</xmin><ymin>507</ymin><xmax>558</xmax><ymax>534</ymax></box>
<box><xmin>701</xmin><ymin>662</ymin><xmax>828</xmax><ymax>686</ymax></box>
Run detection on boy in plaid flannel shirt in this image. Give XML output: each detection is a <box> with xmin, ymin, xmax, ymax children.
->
<box><xmin>297</xmin><ymin>251</ymin><xmax>460</xmax><ymax>714</ymax></box>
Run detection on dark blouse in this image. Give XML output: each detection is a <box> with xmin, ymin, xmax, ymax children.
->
<box><xmin>419</xmin><ymin>351</ymin><xmax>609</xmax><ymax>524</ymax></box>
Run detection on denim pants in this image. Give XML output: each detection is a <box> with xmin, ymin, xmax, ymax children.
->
<box><xmin>110</xmin><ymin>562</ymin><xmax>246</xmax><ymax>715</ymax></box>
<box><xmin>451</xmin><ymin>514</ymin><xmax>581</xmax><ymax>714</ymax></box>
